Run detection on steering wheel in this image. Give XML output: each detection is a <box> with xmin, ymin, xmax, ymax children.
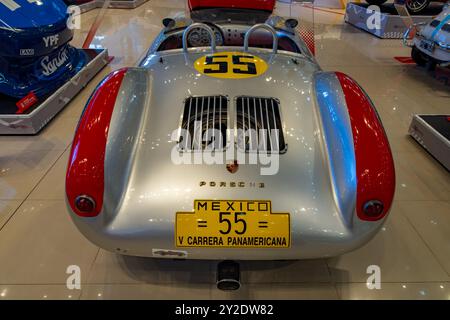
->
<box><xmin>182</xmin><ymin>23</ymin><xmax>223</xmax><ymax>52</ymax></box>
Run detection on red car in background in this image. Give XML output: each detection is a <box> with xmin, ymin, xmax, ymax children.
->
<box><xmin>188</xmin><ymin>0</ymin><xmax>276</xmax><ymax>12</ymax></box>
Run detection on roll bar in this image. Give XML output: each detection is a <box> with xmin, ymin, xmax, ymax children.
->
<box><xmin>244</xmin><ymin>23</ymin><xmax>278</xmax><ymax>54</ymax></box>
<box><xmin>182</xmin><ymin>23</ymin><xmax>216</xmax><ymax>53</ymax></box>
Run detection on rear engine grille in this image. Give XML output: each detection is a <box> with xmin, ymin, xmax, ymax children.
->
<box><xmin>179</xmin><ymin>96</ymin><xmax>228</xmax><ymax>151</ymax></box>
<box><xmin>236</xmin><ymin>96</ymin><xmax>286</xmax><ymax>153</ymax></box>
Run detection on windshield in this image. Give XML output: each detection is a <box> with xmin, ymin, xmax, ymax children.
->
<box><xmin>157</xmin><ymin>25</ymin><xmax>301</xmax><ymax>54</ymax></box>
<box><xmin>190</xmin><ymin>8</ymin><xmax>271</xmax><ymax>25</ymax></box>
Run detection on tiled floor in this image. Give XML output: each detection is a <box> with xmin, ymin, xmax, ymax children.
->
<box><xmin>0</xmin><ymin>0</ymin><xmax>449</xmax><ymax>300</ymax></box>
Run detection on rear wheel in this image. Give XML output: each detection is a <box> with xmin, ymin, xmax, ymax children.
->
<box><xmin>411</xmin><ymin>46</ymin><xmax>427</xmax><ymax>66</ymax></box>
<box><xmin>405</xmin><ymin>0</ymin><xmax>431</xmax><ymax>14</ymax></box>
<box><xmin>365</xmin><ymin>0</ymin><xmax>388</xmax><ymax>5</ymax></box>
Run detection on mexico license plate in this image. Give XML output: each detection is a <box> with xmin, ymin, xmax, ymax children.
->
<box><xmin>175</xmin><ymin>200</ymin><xmax>290</xmax><ymax>248</ymax></box>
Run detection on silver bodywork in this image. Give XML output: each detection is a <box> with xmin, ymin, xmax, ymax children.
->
<box><xmin>68</xmin><ymin>15</ymin><xmax>388</xmax><ymax>260</ymax></box>
<box><xmin>404</xmin><ymin>6</ymin><xmax>450</xmax><ymax>63</ymax></box>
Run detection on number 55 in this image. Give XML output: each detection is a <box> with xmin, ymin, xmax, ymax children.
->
<box><xmin>219</xmin><ymin>212</ymin><xmax>247</xmax><ymax>235</ymax></box>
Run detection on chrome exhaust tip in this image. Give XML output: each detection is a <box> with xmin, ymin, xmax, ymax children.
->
<box><xmin>216</xmin><ymin>260</ymin><xmax>240</xmax><ymax>291</ymax></box>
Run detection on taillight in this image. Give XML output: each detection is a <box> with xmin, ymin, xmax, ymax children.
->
<box><xmin>363</xmin><ymin>200</ymin><xmax>384</xmax><ymax>218</ymax></box>
<box><xmin>75</xmin><ymin>195</ymin><xmax>96</xmax><ymax>214</ymax></box>
<box><xmin>335</xmin><ymin>72</ymin><xmax>395</xmax><ymax>222</ymax></box>
<box><xmin>66</xmin><ymin>68</ymin><xmax>128</xmax><ymax>217</ymax></box>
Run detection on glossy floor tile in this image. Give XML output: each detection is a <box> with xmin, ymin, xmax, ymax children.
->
<box><xmin>398</xmin><ymin>201</ymin><xmax>450</xmax><ymax>275</ymax></box>
<box><xmin>0</xmin><ymin>285</ymin><xmax>81</xmax><ymax>300</ymax></box>
<box><xmin>238</xmin><ymin>260</ymin><xmax>332</xmax><ymax>284</ymax></box>
<box><xmin>0</xmin><ymin>200</ymin><xmax>99</xmax><ymax>285</ymax></box>
<box><xmin>0</xmin><ymin>149</ymin><xmax>66</xmax><ymax>200</ymax></box>
<box><xmin>393</xmin><ymin>151</ymin><xmax>450</xmax><ymax>201</ymax></box>
<box><xmin>327</xmin><ymin>202</ymin><xmax>449</xmax><ymax>283</ymax></box>
<box><xmin>80</xmin><ymin>284</ymin><xmax>211</xmax><ymax>300</ymax></box>
<box><xmin>0</xmin><ymin>0</ymin><xmax>449</xmax><ymax>299</ymax></box>
<box><xmin>0</xmin><ymin>116</ymin><xmax>79</xmax><ymax>152</ymax></box>
<box><xmin>0</xmin><ymin>200</ymin><xmax>21</xmax><ymax>229</ymax></box>
<box><xmin>28</xmin><ymin>150</ymin><xmax>70</xmax><ymax>201</ymax></box>
<box><xmin>87</xmin><ymin>250</ymin><xmax>214</xmax><ymax>284</ymax></box>
<box><xmin>336</xmin><ymin>282</ymin><xmax>450</xmax><ymax>300</ymax></box>
<box><xmin>211</xmin><ymin>283</ymin><xmax>339</xmax><ymax>300</ymax></box>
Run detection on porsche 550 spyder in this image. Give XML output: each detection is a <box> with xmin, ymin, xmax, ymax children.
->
<box><xmin>66</xmin><ymin>3</ymin><xmax>395</xmax><ymax>268</ymax></box>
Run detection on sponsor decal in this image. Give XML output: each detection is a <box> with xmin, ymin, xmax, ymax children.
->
<box><xmin>194</xmin><ymin>51</ymin><xmax>268</xmax><ymax>79</ymax></box>
<box><xmin>20</xmin><ymin>49</ymin><xmax>34</xmax><ymax>56</ymax></box>
<box><xmin>152</xmin><ymin>249</ymin><xmax>187</xmax><ymax>258</ymax></box>
<box><xmin>39</xmin><ymin>47</ymin><xmax>70</xmax><ymax>78</ymax></box>
<box><xmin>43</xmin><ymin>34</ymin><xmax>60</xmax><ymax>48</ymax></box>
<box><xmin>16</xmin><ymin>91</ymin><xmax>38</xmax><ymax>114</ymax></box>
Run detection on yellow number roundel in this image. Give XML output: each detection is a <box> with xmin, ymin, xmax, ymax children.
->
<box><xmin>194</xmin><ymin>52</ymin><xmax>269</xmax><ymax>79</ymax></box>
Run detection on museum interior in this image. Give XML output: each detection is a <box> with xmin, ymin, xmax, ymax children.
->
<box><xmin>0</xmin><ymin>0</ymin><xmax>448</xmax><ymax>300</ymax></box>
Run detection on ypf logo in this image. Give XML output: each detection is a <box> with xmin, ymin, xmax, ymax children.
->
<box><xmin>43</xmin><ymin>34</ymin><xmax>60</xmax><ymax>48</ymax></box>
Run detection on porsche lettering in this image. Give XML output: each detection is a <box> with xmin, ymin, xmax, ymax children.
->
<box><xmin>199</xmin><ymin>181</ymin><xmax>265</xmax><ymax>188</ymax></box>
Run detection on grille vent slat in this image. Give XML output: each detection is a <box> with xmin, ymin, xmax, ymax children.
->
<box><xmin>236</xmin><ymin>96</ymin><xmax>285</xmax><ymax>153</ymax></box>
<box><xmin>180</xmin><ymin>96</ymin><xmax>227</xmax><ymax>151</ymax></box>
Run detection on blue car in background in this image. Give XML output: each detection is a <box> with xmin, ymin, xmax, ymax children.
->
<box><xmin>0</xmin><ymin>0</ymin><xmax>86</xmax><ymax>99</ymax></box>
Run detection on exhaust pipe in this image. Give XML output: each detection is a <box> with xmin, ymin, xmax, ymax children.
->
<box><xmin>216</xmin><ymin>260</ymin><xmax>240</xmax><ymax>291</ymax></box>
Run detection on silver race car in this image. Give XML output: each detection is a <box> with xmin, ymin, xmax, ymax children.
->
<box><xmin>404</xmin><ymin>4</ymin><xmax>450</xmax><ymax>69</ymax></box>
<box><xmin>66</xmin><ymin>3</ymin><xmax>395</xmax><ymax>270</ymax></box>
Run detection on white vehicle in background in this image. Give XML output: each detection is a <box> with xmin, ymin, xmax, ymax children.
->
<box><xmin>404</xmin><ymin>3</ymin><xmax>450</xmax><ymax>69</ymax></box>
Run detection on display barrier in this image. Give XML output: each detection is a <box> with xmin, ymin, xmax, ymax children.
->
<box><xmin>344</xmin><ymin>2</ymin><xmax>443</xmax><ymax>38</ymax></box>
<box><xmin>0</xmin><ymin>0</ymin><xmax>111</xmax><ymax>135</ymax></box>
<box><xmin>409</xmin><ymin>115</ymin><xmax>450</xmax><ymax>171</ymax></box>
<box><xmin>76</xmin><ymin>0</ymin><xmax>149</xmax><ymax>13</ymax></box>
<box><xmin>0</xmin><ymin>49</ymin><xmax>109</xmax><ymax>134</ymax></box>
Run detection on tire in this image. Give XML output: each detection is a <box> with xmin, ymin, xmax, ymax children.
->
<box><xmin>405</xmin><ymin>0</ymin><xmax>431</xmax><ymax>14</ymax></box>
<box><xmin>425</xmin><ymin>59</ymin><xmax>437</xmax><ymax>71</ymax></box>
<box><xmin>365</xmin><ymin>0</ymin><xmax>388</xmax><ymax>5</ymax></box>
<box><xmin>411</xmin><ymin>46</ymin><xmax>427</xmax><ymax>66</ymax></box>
